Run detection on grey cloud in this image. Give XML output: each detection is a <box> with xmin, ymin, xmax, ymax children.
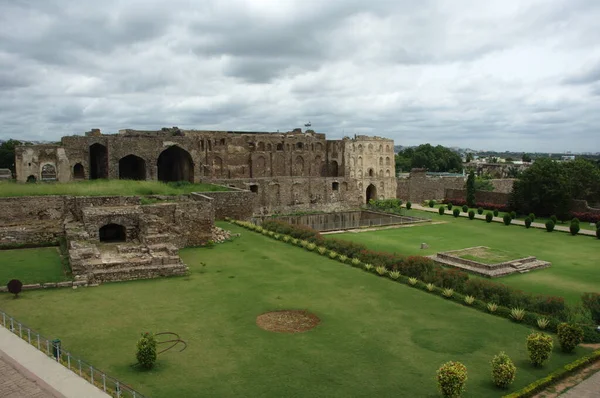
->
<box><xmin>563</xmin><ymin>62</ymin><xmax>600</xmax><ymax>85</ymax></box>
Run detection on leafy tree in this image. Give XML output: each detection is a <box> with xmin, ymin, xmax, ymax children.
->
<box><xmin>491</xmin><ymin>352</ymin><xmax>516</xmax><ymax>388</ymax></box>
<box><xmin>522</xmin><ymin>153</ymin><xmax>532</xmax><ymax>162</ymax></box>
<box><xmin>510</xmin><ymin>158</ymin><xmax>571</xmax><ymax>218</ymax></box>
<box><xmin>136</xmin><ymin>332</ymin><xmax>157</xmax><ymax>369</ymax></box>
<box><xmin>562</xmin><ymin>158</ymin><xmax>600</xmax><ymax>204</ymax></box>
<box><xmin>466</xmin><ymin>171</ymin><xmax>475</xmax><ymax>207</ymax></box>
<box><xmin>465</xmin><ymin>153</ymin><xmax>473</xmax><ymax>163</ymax></box>
<box><xmin>0</xmin><ymin>139</ymin><xmax>22</xmax><ymax>174</ymax></box>
<box><xmin>395</xmin><ymin>144</ymin><xmax>463</xmax><ymax>173</ymax></box>
<box><xmin>474</xmin><ymin>176</ymin><xmax>494</xmax><ymax>191</ymax></box>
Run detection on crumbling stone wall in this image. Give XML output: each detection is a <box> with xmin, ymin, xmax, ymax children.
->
<box><xmin>444</xmin><ymin>189</ymin><xmax>511</xmax><ymax>205</ymax></box>
<box><xmin>193</xmin><ymin>190</ymin><xmax>254</xmax><ymax>220</ymax></box>
<box><xmin>396</xmin><ymin>169</ymin><xmax>464</xmax><ymax>202</ymax></box>
<box><xmin>490</xmin><ymin>179</ymin><xmax>515</xmax><ymax>193</ymax></box>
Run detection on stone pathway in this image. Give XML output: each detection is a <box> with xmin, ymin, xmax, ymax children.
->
<box><xmin>560</xmin><ymin>369</ymin><xmax>600</xmax><ymax>397</ymax></box>
<box><xmin>411</xmin><ymin>204</ymin><xmax>597</xmax><ymax>236</ymax></box>
<box><xmin>0</xmin><ymin>326</ymin><xmax>110</xmax><ymax>398</ymax></box>
<box><xmin>0</xmin><ymin>356</ymin><xmax>53</xmax><ymax>398</ymax></box>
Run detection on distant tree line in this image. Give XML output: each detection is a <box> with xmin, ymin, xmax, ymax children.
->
<box><xmin>510</xmin><ymin>158</ymin><xmax>600</xmax><ymax>218</ymax></box>
<box><xmin>0</xmin><ymin>139</ymin><xmax>26</xmax><ymax>174</ymax></box>
<box><xmin>395</xmin><ymin>144</ymin><xmax>463</xmax><ymax>173</ymax></box>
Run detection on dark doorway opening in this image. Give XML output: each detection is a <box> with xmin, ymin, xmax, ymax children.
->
<box><xmin>26</xmin><ymin>175</ymin><xmax>36</xmax><ymax>183</ymax></box>
<box><xmin>332</xmin><ymin>182</ymin><xmax>339</xmax><ymax>191</ymax></box>
<box><xmin>119</xmin><ymin>155</ymin><xmax>146</xmax><ymax>180</ymax></box>
<box><xmin>330</xmin><ymin>161</ymin><xmax>339</xmax><ymax>177</ymax></box>
<box><xmin>89</xmin><ymin>144</ymin><xmax>108</xmax><ymax>179</ymax></box>
<box><xmin>157</xmin><ymin>146</ymin><xmax>194</xmax><ymax>182</ymax></box>
<box><xmin>99</xmin><ymin>224</ymin><xmax>126</xmax><ymax>243</ymax></box>
<box><xmin>73</xmin><ymin>163</ymin><xmax>85</xmax><ymax>179</ymax></box>
<box><xmin>366</xmin><ymin>184</ymin><xmax>377</xmax><ymax>204</ymax></box>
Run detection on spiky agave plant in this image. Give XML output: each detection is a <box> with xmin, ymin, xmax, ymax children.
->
<box><xmin>375</xmin><ymin>266</ymin><xmax>387</xmax><ymax>276</ymax></box>
<box><xmin>510</xmin><ymin>308</ymin><xmax>525</xmax><ymax>322</ymax></box>
<box><xmin>464</xmin><ymin>295</ymin><xmax>475</xmax><ymax>305</ymax></box>
<box><xmin>426</xmin><ymin>283</ymin><xmax>435</xmax><ymax>292</ymax></box>
<box><xmin>408</xmin><ymin>277</ymin><xmax>418</xmax><ymax>285</ymax></box>
<box><xmin>388</xmin><ymin>270</ymin><xmax>401</xmax><ymax>280</ymax></box>
<box><xmin>442</xmin><ymin>288</ymin><xmax>454</xmax><ymax>298</ymax></box>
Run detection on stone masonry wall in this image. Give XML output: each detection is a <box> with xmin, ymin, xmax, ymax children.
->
<box><xmin>444</xmin><ymin>189</ymin><xmax>511</xmax><ymax>205</ymax></box>
<box><xmin>490</xmin><ymin>179</ymin><xmax>515</xmax><ymax>193</ymax></box>
<box><xmin>194</xmin><ymin>189</ymin><xmax>254</xmax><ymax>220</ymax></box>
<box><xmin>396</xmin><ymin>170</ymin><xmax>464</xmax><ymax>203</ymax></box>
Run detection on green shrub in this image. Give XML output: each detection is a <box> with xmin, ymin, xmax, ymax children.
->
<box><xmin>406</xmin><ymin>201</ymin><xmax>412</xmax><ymax>210</ymax></box>
<box><xmin>537</xmin><ymin>317</ymin><xmax>550</xmax><ymax>330</ymax></box>
<box><xmin>528</xmin><ymin>213</ymin><xmax>535</xmax><ymax>221</ymax></box>
<box><xmin>338</xmin><ymin>254</ymin><xmax>348</xmax><ymax>263</ymax></box>
<box><xmin>557</xmin><ymin>323</ymin><xmax>584</xmax><ymax>353</ymax></box>
<box><xmin>569</xmin><ymin>222</ymin><xmax>580</xmax><ymax>236</ymax></box>
<box><xmin>439</xmin><ymin>206</ymin><xmax>445</xmax><ymax>215</ymax></box>
<box><xmin>464</xmin><ymin>295</ymin><xmax>475</xmax><ymax>305</ymax></box>
<box><xmin>429</xmin><ymin>199</ymin><xmax>435</xmax><ymax>208</ymax></box>
<box><xmin>571</xmin><ymin>217</ymin><xmax>580</xmax><ymax>225</ymax></box>
<box><xmin>306</xmin><ymin>243</ymin><xmax>316</xmax><ymax>251</ymax></box>
<box><xmin>468</xmin><ymin>210</ymin><xmax>475</xmax><ymax>220</ymax></box>
<box><xmin>509</xmin><ymin>307</ymin><xmax>525</xmax><ymax>322</ymax></box>
<box><xmin>597</xmin><ymin>228</ymin><xmax>600</xmax><ymax>239</ymax></box>
<box><xmin>317</xmin><ymin>246</ymin><xmax>327</xmax><ymax>255</ymax></box>
<box><xmin>351</xmin><ymin>258</ymin><xmax>361</xmax><ymax>267</ymax></box>
<box><xmin>389</xmin><ymin>270</ymin><xmax>400</xmax><ymax>280</ymax></box>
<box><xmin>453</xmin><ymin>208</ymin><xmax>460</xmax><ymax>218</ymax></box>
<box><xmin>491</xmin><ymin>352</ymin><xmax>516</xmax><ymax>389</ymax></box>
<box><xmin>487</xmin><ymin>302</ymin><xmax>498</xmax><ymax>313</ymax></box>
<box><xmin>545</xmin><ymin>220</ymin><xmax>555</xmax><ymax>232</ymax></box>
<box><xmin>527</xmin><ymin>332</ymin><xmax>553</xmax><ymax>366</ymax></box>
<box><xmin>426</xmin><ymin>283</ymin><xmax>435</xmax><ymax>291</ymax></box>
<box><xmin>524</xmin><ymin>217</ymin><xmax>532</xmax><ymax>228</ymax></box>
<box><xmin>485</xmin><ymin>212</ymin><xmax>493</xmax><ymax>223</ymax></box>
<box><xmin>583</xmin><ymin>293</ymin><xmax>600</xmax><ymax>324</ymax></box>
<box><xmin>477</xmin><ymin>207</ymin><xmax>483</xmax><ymax>215</ymax></box>
<box><xmin>7</xmin><ymin>279</ymin><xmax>23</xmax><ymax>298</ymax></box>
<box><xmin>364</xmin><ymin>263</ymin><xmax>373</xmax><ymax>271</ymax></box>
<box><xmin>136</xmin><ymin>332</ymin><xmax>157</xmax><ymax>369</ymax></box>
<box><xmin>436</xmin><ymin>361</ymin><xmax>468</xmax><ymax>398</ymax></box>
<box><xmin>408</xmin><ymin>277</ymin><xmax>418</xmax><ymax>285</ymax></box>
<box><xmin>462</xmin><ymin>205</ymin><xmax>468</xmax><ymax>213</ymax></box>
<box><xmin>328</xmin><ymin>251</ymin><xmax>338</xmax><ymax>259</ymax></box>
<box><xmin>510</xmin><ymin>211</ymin><xmax>517</xmax><ymax>219</ymax></box>
<box><xmin>550</xmin><ymin>215</ymin><xmax>558</xmax><ymax>224</ymax></box>
<box><xmin>375</xmin><ymin>265</ymin><xmax>387</xmax><ymax>276</ymax></box>
<box><xmin>442</xmin><ymin>288</ymin><xmax>454</xmax><ymax>298</ymax></box>
<box><xmin>493</xmin><ymin>209</ymin><xmax>499</xmax><ymax>217</ymax></box>
<box><xmin>503</xmin><ymin>214</ymin><xmax>512</xmax><ymax>225</ymax></box>
<box><xmin>447</xmin><ymin>202</ymin><xmax>453</xmax><ymax>210</ymax></box>
<box><xmin>596</xmin><ymin>221</ymin><xmax>600</xmax><ymax>229</ymax></box>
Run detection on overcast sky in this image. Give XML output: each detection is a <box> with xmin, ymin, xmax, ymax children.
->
<box><xmin>1</xmin><ymin>0</ymin><xmax>599</xmax><ymax>152</ymax></box>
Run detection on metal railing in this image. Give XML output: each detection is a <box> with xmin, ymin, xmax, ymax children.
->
<box><xmin>0</xmin><ymin>309</ymin><xmax>146</xmax><ymax>398</ymax></box>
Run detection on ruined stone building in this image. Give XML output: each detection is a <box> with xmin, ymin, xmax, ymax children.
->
<box><xmin>15</xmin><ymin>127</ymin><xmax>397</xmax><ymax>213</ymax></box>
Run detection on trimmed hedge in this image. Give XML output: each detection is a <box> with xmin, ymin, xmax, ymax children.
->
<box><xmin>503</xmin><ymin>350</ymin><xmax>600</xmax><ymax>398</ymax></box>
<box><xmin>468</xmin><ymin>210</ymin><xmax>475</xmax><ymax>220</ymax></box>
<box><xmin>503</xmin><ymin>214</ymin><xmax>512</xmax><ymax>225</ymax></box>
<box><xmin>443</xmin><ymin>198</ymin><xmax>510</xmax><ymax>212</ymax></box>
<box><xmin>486</xmin><ymin>212</ymin><xmax>493</xmax><ymax>223</ymax></box>
<box><xmin>453</xmin><ymin>208</ymin><xmax>460</xmax><ymax>217</ymax></box>
<box><xmin>438</xmin><ymin>206</ymin><xmax>445</xmax><ymax>215</ymax></box>
<box><xmin>545</xmin><ymin>220</ymin><xmax>555</xmax><ymax>232</ymax></box>
<box><xmin>524</xmin><ymin>217</ymin><xmax>532</xmax><ymax>229</ymax></box>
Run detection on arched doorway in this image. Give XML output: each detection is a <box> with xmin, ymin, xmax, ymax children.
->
<box><xmin>366</xmin><ymin>184</ymin><xmax>377</xmax><ymax>204</ymax></box>
<box><xmin>26</xmin><ymin>175</ymin><xmax>37</xmax><ymax>183</ymax></box>
<box><xmin>330</xmin><ymin>160</ymin><xmax>339</xmax><ymax>177</ymax></box>
<box><xmin>89</xmin><ymin>143</ymin><xmax>108</xmax><ymax>179</ymax></box>
<box><xmin>99</xmin><ymin>224</ymin><xmax>126</xmax><ymax>242</ymax></box>
<box><xmin>73</xmin><ymin>163</ymin><xmax>85</xmax><ymax>179</ymax></box>
<box><xmin>119</xmin><ymin>155</ymin><xmax>146</xmax><ymax>180</ymax></box>
<box><xmin>157</xmin><ymin>146</ymin><xmax>194</xmax><ymax>182</ymax></box>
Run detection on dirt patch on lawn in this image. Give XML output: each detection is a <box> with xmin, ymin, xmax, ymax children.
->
<box><xmin>256</xmin><ymin>310</ymin><xmax>320</xmax><ymax>334</ymax></box>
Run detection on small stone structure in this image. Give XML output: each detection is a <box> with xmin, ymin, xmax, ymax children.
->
<box><xmin>428</xmin><ymin>246</ymin><xmax>551</xmax><ymax>278</ymax></box>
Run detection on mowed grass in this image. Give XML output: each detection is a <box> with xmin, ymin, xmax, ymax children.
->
<box><xmin>334</xmin><ymin>211</ymin><xmax>600</xmax><ymax>303</ymax></box>
<box><xmin>0</xmin><ymin>247</ymin><xmax>67</xmax><ymax>285</ymax></box>
<box><xmin>0</xmin><ymin>180</ymin><xmax>229</xmax><ymax>197</ymax></box>
<box><xmin>0</xmin><ymin>224</ymin><xmax>592</xmax><ymax>397</ymax></box>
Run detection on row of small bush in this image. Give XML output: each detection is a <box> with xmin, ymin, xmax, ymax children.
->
<box><xmin>249</xmin><ymin>220</ymin><xmax>570</xmax><ymax>317</ymax></box>
<box><xmin>442</xmin><ymin>198</ymin><xmax>511</xmax><ymax>212</ymax></box>
<box><xmin>369</xmin><ymin>199</ymin><xmax>412</xmax><ymax>212</ymax></box>
<box><xmin>234</xmin><ymin>220</ymin><xmax>600</xmax><ymax>342</ymax></box>
<box><xmin>438</xmin><ymin>327</ymin><xmax>590</xmax><ymax>397</ymax></box>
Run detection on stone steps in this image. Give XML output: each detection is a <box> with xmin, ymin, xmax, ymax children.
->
<box><xmin>144</xmin><ymin>233</ymin><xmax>173</xmax><ymax>245</ymax></box>
<box><xmin>88</xmin><ymin>263</ymin><xmax>188</xmax><ymax>284</ymax></box>
<box><xmin>429</xmin><ymin>254</ymin><xmax>551</xmax><ymax>278</ymax></box>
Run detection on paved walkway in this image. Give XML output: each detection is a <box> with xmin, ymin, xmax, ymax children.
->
<box><xmin>0</xmin><ymin>326</ymin><xmax>109</xmax><ymax>398</ymax></box>
<box><xmin>411</xmin><ymin>204</ymin><xmax>597</xmax><ymax>236</ymax></box>
<box><xmin>560</xmin><ymin>369</ymin><xmax>600</xmax><ymax>397</ymax></box>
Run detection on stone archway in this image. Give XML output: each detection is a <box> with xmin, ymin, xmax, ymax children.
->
<box><xmin>157</xmin><ymin>146</ymin><xmax>194</xmax><ymax>183</ymax></box>
<box><xmin>73</xmin><ymin>163</ymin><xmax>85</xmax><ymax>179</ymax></box>
<box><xmin>89</xmin><ymin>143</ymin><xmax>108</xmax><ymax>179</ymax></box>
<box><xmin>366</xmin><ymin>184</ymin><xmax>377</xmax><ymax>204</ymax></box>
<box><xmin>99</xmin><ymin>224</ymin><xmax>126</xmax><ymax>243</ymax></box>
<box><xmin>119</xmin><ymin>155</ymin><xmax>146</xmax><ymax>180</ymax></box>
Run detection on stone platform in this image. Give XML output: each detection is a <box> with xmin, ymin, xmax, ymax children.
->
<box><xmin>428</xmin><ymin>246</ymin><xmax>551</xmax><ymax>278</ymax></box>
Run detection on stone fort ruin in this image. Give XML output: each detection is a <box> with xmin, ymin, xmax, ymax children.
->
<box><xmin>15</xmin><ymin>127</ymin><xmax>397</xmax><ymax>213</ymax></box>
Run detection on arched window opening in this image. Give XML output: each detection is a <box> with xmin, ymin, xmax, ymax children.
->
<box><xmin>157</xmin><ymin>146</ymin><xmax>194</xmax><ymax>182</ymax></box>
<box><xmin>73</xmin><ymin>163</ymin><xmax>85</xmax><ymax>179</ymax></box>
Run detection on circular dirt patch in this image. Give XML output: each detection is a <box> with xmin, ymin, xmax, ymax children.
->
<box><xmin>256</xmin><ymin>310</ymin><xmax>320</xmax><ymax>334</ymax></box>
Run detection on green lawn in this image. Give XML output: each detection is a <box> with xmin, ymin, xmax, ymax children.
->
<box><xmin>456</xmin><ymin>247</ymin><xmax>518</xmax><ymax>264</ymax></box>
<box><xmin>0</xmin><ymin>224</ymin><xmax>592</xmax><ymax>397</ymax></box>
<box><xmin>334</xmin><ymin>211</ymin><xmax>599</xmax><ymax>304</ymax></box>
<box><xmin>0</xmin><ymin>247</ymin><xmax>67</xmax><ymax>285</ymax></box>
<box><xmin>0</xmin><ymin>180</ymin><xmax>229</xmax><ymax>197</ymax></box>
